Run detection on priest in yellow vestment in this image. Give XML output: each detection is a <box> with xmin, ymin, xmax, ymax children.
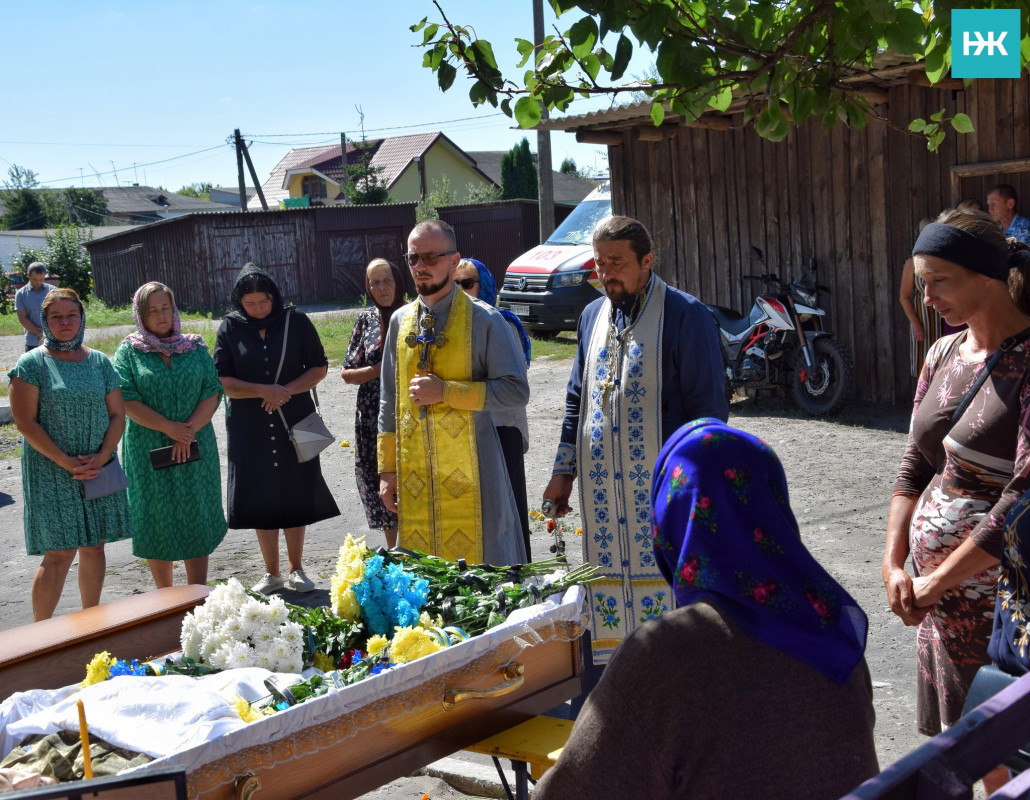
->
<box><xmin>377</xmin><ymin>220</ymin><xmax>529</xmax><ymax>565</ymax></box>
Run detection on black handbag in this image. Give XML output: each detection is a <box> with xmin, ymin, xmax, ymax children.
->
<box><xmin>40</xmin><ymin>352</ymin><xmax>129</xmax><ymax>500</ymax></box>
<box><xmin>274</xmin><ymin>309</ymin><xmax>334</xmax><ymax>463</ymax></box>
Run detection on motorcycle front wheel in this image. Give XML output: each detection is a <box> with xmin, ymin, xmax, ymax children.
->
<box><xmin>790</xmin><ymin>337</ymin><xmax>854</xmax><ymax>416</ymax></box>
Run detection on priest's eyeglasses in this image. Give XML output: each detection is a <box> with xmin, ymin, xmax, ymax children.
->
<box><xmin>404</xmin><ymin>250</ymin><xmax>457</xmax><ymax>268</ymax></box>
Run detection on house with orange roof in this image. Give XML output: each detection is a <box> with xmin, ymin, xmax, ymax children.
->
<box><xmin>249</xmin><ymin>132</ymin><xmax>498</xmax><ymax>210</ymax></box>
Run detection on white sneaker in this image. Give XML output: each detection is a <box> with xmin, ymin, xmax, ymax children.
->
<box><xmin>287</xmin><ymin>569</ymin><xmax>315</xmax><ymax>593</ymax></box>
<box><xmin>252</xmin><ymin>573</ymin><xmax>285</xmax><ymax>595</ymax></box>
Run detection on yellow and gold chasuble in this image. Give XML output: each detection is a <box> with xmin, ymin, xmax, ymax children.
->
<box><xmin>393</xmin><ymin>291</ymin><xmax>484</xmax><ymax>562</ymax></box>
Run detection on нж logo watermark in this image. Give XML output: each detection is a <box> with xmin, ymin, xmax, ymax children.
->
<box><xmin>951</xmin><ymin>9</ymin><xmax>1021</xmax><ymax>78</ymax></box>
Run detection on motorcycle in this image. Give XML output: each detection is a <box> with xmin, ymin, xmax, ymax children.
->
<box><xmin>704</xmin><ymin>247</ymin><xmax>854</xmax><ymax>416</ymax></box>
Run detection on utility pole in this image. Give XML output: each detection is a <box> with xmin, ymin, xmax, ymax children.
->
<box><xmin>340</xmin><ymin>132</ymin><xmax>349</xmax><ymax>204</ymax></box>
<box><xmin>234</xmin><ymin>129</ymin><xmax>248</xmax><ymax>211</ymax></box>
<box><xmin>534</xmin><ymin>0</ymin><xmax>555</xmax><ymax>242</ymax></box>
<box><xmin>234</xmin><ymin>129</ymin><xmax>269</xmax><ymax>211</ymax></box>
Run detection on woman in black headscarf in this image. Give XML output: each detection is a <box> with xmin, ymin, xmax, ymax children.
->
<box><xmin>341</xmin><ymin>258</ymin><xmax>405</xmax><ymax>548</ymax></box>
<box><xmin>214</xmin><ymin>262</ymin><xmax>339</xmax><ymax>595</ymax></box>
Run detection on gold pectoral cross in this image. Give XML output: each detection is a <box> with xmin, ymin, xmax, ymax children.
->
<box><xmin>404</xmin><ymin>309</ymin><xmax>447</xmax><ymax>419</ymax></box>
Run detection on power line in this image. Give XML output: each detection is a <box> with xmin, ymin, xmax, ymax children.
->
<box><xmin>242</xmin><ymin>113</ymin><xmax>508</xmax><ymax>138</ymax></box>
<box><xmin>40</xmin><ymin>144</ymin><xmax>230</xmax><ymax>186</ymax></box>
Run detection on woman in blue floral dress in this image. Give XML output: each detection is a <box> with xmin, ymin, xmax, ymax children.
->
<box><xmin>9</xmin><ymin>288</ymin><xmax>133</xmax><ymax>620</ymax></box>
<box><xmin>341</xmin><ymin>258</ymin><xmax>405</xmax><ymax>547</ymax></box>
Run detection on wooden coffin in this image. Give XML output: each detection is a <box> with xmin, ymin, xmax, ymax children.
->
<box><xmin>0</xmin><ymin>587</ymin><xmax>584</xmax><ymax>800</ymax></box>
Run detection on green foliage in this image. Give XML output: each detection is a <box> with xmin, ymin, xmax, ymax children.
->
<box><xmin>466</xmin><ymin>181</ymin><xmax>503</xmax><ymax>203</ymax></box>
<box><xmin>177</xmin><ymin>182</ymin><xmax>213</xmax><ymax>200</ymax></box>
<box><xmin>411</xmin><ymin>0</ymin><xmax>1025</xmax><ymax>151</ymax></box>
<box><xmin>3</xmin><ymin>165</ymin><xmax>39</xmax><ymax>190</ymax></box>
<box><xmin>501</xmin><ymin>138</ymin><xmax>538</xmax><ymax>200</ymax></box>
<box><xmin>344</xmin><ymin>141</ymin><xmax>392</xmax><ymax>205</ymax></box>
<box><xmin>416</xmin><ymin>175</ymin><xmax>456</xmax><ymax>222</ymax></box>
<box><xmin>2</xmin><ymin>189</ymin><xmax>46</xmax><ymax>230</ymax></box>
<box><xmin>42</xmin><ymin>226</ymin><xmax>94</xmax><ymax>300</ymax></box>
<box><xmin>39</xmin><ymin>188</ymin><xmax>107</xmax><ymax>227</ymax></box>
<box><xmin>559</xmin><ymin>157</ymin><xmax>580</xmax><ymax>176</ymax></box>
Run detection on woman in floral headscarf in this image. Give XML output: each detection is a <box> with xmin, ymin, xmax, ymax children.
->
<box><xmin>341</xmin><ymin>258</ymin><xmax>406</xmax><ymax>548</ymax></box>
<box><xmin>113</xmin><ymin>282</ymin><xmax>226</xmax><ymax>589</ymax></box>
<box><xmin>535</xmin><ymin>418</ymin><xmax>878</xmax><ymax>800</ymax></box>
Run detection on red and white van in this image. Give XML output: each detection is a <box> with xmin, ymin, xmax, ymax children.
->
<box><xmin>497</xmin><ymin>181</ymin><xmax>611</xmax><ymax>335</ymax></box>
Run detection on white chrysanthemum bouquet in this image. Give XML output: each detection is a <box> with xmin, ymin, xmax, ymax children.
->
<box><xmin>180</xmin><ymin>578</ymin><xmax>304</xmax><ymax>673</ymax></box>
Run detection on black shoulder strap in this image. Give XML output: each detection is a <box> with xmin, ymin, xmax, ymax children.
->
<box><xmin>949</xmin><ymin>325</ymin><xmax>1030</xmax><ymax>426</ymax></box>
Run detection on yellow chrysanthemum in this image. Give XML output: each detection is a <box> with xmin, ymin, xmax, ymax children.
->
<box><xmin>231</xmin><ymin>694</ymin><xmax>265</xmax><ymax>724</ymax></box>
<box><xmin>312</xmin><ymin>651</ymin><xmax>335</xmax><ymax>672</ymax></box>
<box><xmin>331</xmin><ymin>584</ymin><xmax>362</xmax><ymax>621</ymax></box>
<box><xmin>81</xmin><ymin>651</ymin><xmax>116</xmax><ymax>688</ymax></box>
<box><xmin>389</xmin><ymin>626</ymin><xmax>444</xmax><ymax>664</ymax></box>
<box><xmin>330</xmin><ymin>534</ymin><xmax>370</xmax><ymax>619</ymax></box>
<box><xmin>418</xmin><ymin>610</ymin><xmax>443</xmax><ymax>628</ymax></box>
<box><xmin>366</xmin><ymin>634</ymin><xmax>389</xmax><ymax>656</ymax></box>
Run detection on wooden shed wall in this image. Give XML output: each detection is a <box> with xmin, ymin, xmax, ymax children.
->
<box><xmin>86</xmin><ymin>201</ymin><xmax>570</xmax><ymax>310</ymax></box>
<box><xmin>607</xmin><ymin>77</ymin><xmax>1030</xmax><ymax>405</ymax></box>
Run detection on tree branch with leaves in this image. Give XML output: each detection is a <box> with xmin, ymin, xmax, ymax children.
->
<box><xmin>413</xmin><ymin>0</ymin><xmax>1029</xmax><ymax>150</ymax></box>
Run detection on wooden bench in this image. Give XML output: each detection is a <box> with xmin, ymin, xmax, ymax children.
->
<box><xmin>464</xmin><ymin>715</ymin><xmax>574</xmax><ymax>800</ymax></box>
<box><xmin>0</xmin><ymin>584</ymin><xmax>210</xmax><ymax>700</ymax></box>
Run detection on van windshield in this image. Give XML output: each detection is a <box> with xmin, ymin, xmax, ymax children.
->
<box><xmin>545</xmin><ymin>199</ymin><xmax>612</xmax><ymax>246</ymax></box>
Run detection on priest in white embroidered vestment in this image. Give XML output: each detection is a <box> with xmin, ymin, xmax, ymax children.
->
<box><xmin>543</xmin><ymin>215</ymin><xmax>728</xmax><ymax>704</ymax></box>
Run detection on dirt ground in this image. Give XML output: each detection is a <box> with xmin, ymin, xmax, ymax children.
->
<box><xmin>0</xmin><ymin>321</ymin><xmax>925</xmax><ymax>780</ymax></box>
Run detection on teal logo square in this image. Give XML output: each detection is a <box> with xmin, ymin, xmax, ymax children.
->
<box><xmin>952</xmin><ymin>9</ymin><xmax>1021</xmax><ymax>78</ymax></box>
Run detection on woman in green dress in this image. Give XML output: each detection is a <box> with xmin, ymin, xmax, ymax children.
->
<box><xmin>9</xmin><ymin>288</ymin><xmax>133</xmax><ymax>621</ymax></box>
<box><xmin>113</xmin><ymin>282</ymin><xmax>226</xmax><ymax>588</ymax></box>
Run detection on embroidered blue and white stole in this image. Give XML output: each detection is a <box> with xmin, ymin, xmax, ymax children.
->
<box><xmin>576</xmin><ymin>275</ymin><xmax>671</xmax><ymax>664</ymax></box>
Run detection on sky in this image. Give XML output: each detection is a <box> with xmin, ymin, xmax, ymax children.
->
<box><xmin>0</xmin><ymin>1</ymin><xmax>642</xmax><ymax>194</ymax></box>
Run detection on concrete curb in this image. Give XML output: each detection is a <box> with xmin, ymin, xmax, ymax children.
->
<box><xmin>415</xmin><ymin>756</ymin><xmax>509</xmax><ymax>799</ymax></box>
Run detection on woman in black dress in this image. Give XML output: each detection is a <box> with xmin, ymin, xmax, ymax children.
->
<box><xmin>214</xmin><ymin>263</ymin><xmax>339</xmax><ymax>594</ymax></box>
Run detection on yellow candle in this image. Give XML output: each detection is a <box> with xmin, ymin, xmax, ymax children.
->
<box><xmin>76</xmin><ymin>699</ymin><xmax>93</xmax><ymax>780</ymax></box>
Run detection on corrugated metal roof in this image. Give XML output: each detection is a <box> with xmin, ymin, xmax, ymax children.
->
<box><xmin>99</xmin><ymin>185</ymin><xmax>231</xmax><ymax>213</ymax></box>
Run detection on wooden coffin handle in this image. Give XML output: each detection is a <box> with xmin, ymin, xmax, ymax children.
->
<box><xmin>235</xmin><ymin>772</ymin><xmax>261</xmax><ymax>799</ymax></box>
<box><xmin>442</xmin><ymin>662</ymin><xmax>525</xmax><ymax>711</ymax></box>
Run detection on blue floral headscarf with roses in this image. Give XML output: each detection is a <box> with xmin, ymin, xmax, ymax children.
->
<box><xmin>651</xmin><ymin>418</ymin><xmax>868</xmax><ymax>685</ymax></box>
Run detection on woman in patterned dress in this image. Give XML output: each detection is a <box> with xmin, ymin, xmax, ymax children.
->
<box><xmin>884</xmin><ymin>209</ymin><xmax>1030</xmax><ymax>792</ymax></box>
<box><xmin>113</xmin><ymin>282</ymin><xmax>227</xmax><ymax>589</ymax></box>
<box><xmin>9</xmin><ymin>288</ymin><xmax>133</xmax><ymax>621</ymax></box>
<box><xmin>341</xmin><ymin>258</ymin><xmax>405</xmax><ymax>548</ymax></box>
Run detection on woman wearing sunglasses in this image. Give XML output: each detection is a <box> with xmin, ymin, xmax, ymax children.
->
<box><xmin>455</xmin><ymin>258</ymin><xmax>533</xmax><ymax>558</ymax></box>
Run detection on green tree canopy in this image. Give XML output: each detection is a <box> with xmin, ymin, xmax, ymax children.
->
<box><xmin>501</xmin><ymin>137</ymin><xmax>538</xmax><ymax>200</ymax></box>
<box><xmin>177</xmin><ymin>182</ymin><xmax>213</xmax><ymax>200</ymax></box>
<box><xmin>344</xmin><ymin>141</ymin><xmax>392</xmax><ymax>205</ymax></box>
<box><xmin>413</xmin><ymin>0</ymin><xmax>1029</xmax><ymax>149</ymax></box>
<box><xmin>559</xmin><ymin>157</ymin><xmax>579</xmax><ymax>176</ymax></box>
